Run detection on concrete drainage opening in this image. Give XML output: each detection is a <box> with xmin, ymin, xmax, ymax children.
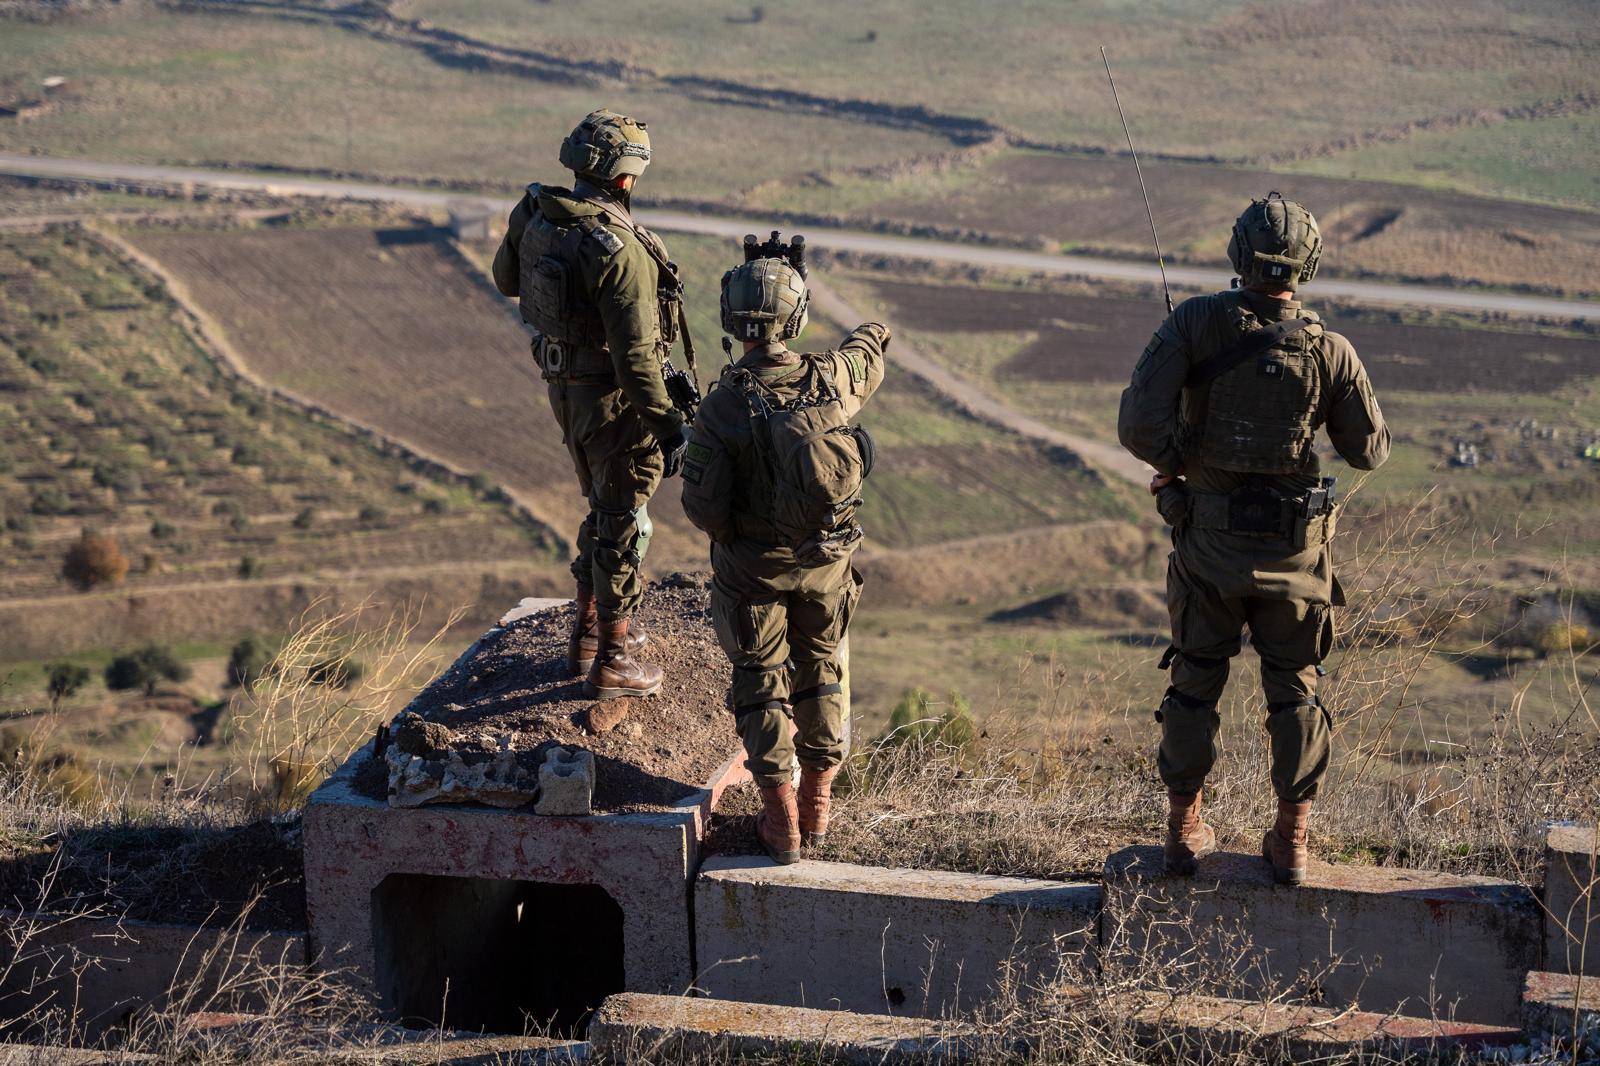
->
<box><xmin>371</xmin><ymin>873</ymin><xmax>625</xmax><ymax>1036</ymax></box>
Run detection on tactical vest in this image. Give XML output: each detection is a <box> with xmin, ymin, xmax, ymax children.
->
<box><xmin>516</xmin><ymin>191</ymin><xmax>614</xmax><ymax>380</ymax></box>
<box><xmin>727</xmin><ymin>358</ymin><xmax>874</xmax><ymax>565</ymax></box>
<box><xmin>1180</xmin><ymin>299</ymin><xmax>1325</xmax><ymax>475</ymax></box>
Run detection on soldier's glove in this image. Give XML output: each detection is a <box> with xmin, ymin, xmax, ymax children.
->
<box><xmin>658</xmin><ymin>425</ymin><xmax>691</xmax><ymax>479</ymax></box>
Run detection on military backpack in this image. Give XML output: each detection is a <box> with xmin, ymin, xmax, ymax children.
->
<box><xmin>729</xmin><ymin>358</ymin><xmax>875</xmax><ymax>565</ymax></box>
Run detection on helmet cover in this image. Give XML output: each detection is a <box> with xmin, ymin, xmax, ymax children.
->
<box><xmin>1227</xmin><ymin>192</ymin><xmax>1322</xmax><ymax>288</ymax></box>
<box><xmin>558</xmin><ymin>108</ymin><xmax>652</xmax><ymax>182</ymax></box>
<box><xmin>720</xmin><ymin>258</ymin><xmax>809</xmax><ymax>343</ymax></box>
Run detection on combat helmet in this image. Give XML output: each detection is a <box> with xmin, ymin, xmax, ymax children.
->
<box><xmin>559</xmin><ymin>109</ymin><xmax>652</xmax><ymax>183</ymax></box>
<box><xmin>1227</xmin><ymin>192</ymin><xmax>1322</xmax><ymax>289</ymax></box>
<box><xmin>721</xmin><ymin>258</ymin><xmax>809</xmax><ymax>343</ymax></box>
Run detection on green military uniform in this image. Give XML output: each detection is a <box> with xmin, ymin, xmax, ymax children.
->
<box><xmin>492</xmin><ymin>179</ymin><xmax>683</xmax><ymax>620</ymax></box>
<box><xmin>682</xmin><ymin>324</ymin><xmax>889</xmax><ymax>787</ymax></box>
<box><xmin>1118</xmin><ymin>286</ymin><xmax>1390</xmax><ymax>803</ymax></box>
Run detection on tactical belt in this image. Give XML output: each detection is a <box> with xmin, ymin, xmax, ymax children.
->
<box><xmin>534</xmin><ymin>335</ymin><xmax>614</xmax><ymax>385</ymax></box>
<box><xmin>1186</xmin><ymin>479</ymin><xmax>1337</xmax><ymax>550</ymax></box>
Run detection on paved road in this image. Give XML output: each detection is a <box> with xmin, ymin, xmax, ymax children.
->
<box><xmin>5</xmin><ymin>153</ymin><xmax>1598</xmax><ymax>321</ymax></box>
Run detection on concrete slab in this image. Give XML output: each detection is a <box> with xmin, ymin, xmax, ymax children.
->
<box><xmin>0</xmin><ymin>910</ymin><xmax>304</xmax><ymax>1042</ymax></box>
<box><xmin>1522</xmin><ymin>969</ymin><xmax>1600</xmax><ymax>1043</ymax></box>
<box><xmin>1105</xmin><ymin>987</ymin><xmax>1520</xmax><ymax>1059</ymax></box>
<box><xmin>1544</xmin><ymin>824</ymin><xmax>1599</xmax><ymax>976</ymax></box>
<box><xmin>534</xmin><ymin>747</ymin><xmax>595</xmax><ymax>817</ymax></box>
<box><xmin>588</xmin><ymin>992</ymin><xmax>973</xmax><ymax>1065</ymax></box>
<box><xmin>695</xmin><ymin>856</ymin><xmax>1099</xmax><ymax>1016</ymax></box>
<box><xmin>1103</xmin><ymin>846</ymin><xmax>1541</xmax><ymax>1025</ymax></box>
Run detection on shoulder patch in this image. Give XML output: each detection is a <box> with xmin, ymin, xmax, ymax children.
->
<box><xmin>587</xmin><ymin>225</ymin><xmax>625</xmax><ymax>255</ymax></box>
<box><xmin>846</xmin><ymin>351</ymin><xmax>866</xmax><ymax>385</ymax></box>
<box><xmin>685</xmin><ymin>442</ymin><xmax>713</xmax><ymax>465</ymax></box>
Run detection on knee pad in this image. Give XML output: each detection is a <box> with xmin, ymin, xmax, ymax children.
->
<box><xmin>593</xmin><ymin>507</ymin><xmax>644</xmax><ymax>571</ymax></box>
<box><xmin>633</xmin><ymin>504</ymin><xmax>653</xmax><ymax>564</ymax></box>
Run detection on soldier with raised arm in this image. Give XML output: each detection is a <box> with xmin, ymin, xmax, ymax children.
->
<box><xmin>682</xmin><ymin>238</ymin><xmax>889</xmax><ymax>864</ymax></box>
<box><xmin>492</xmin><ymin>109</ymin><xmax>695</xmax><ymax>704</ymax></box>
<box><xmin>1117</xmin><ymin>194</ymin><xmax>1390</xmax><ymax>885</ymax></box>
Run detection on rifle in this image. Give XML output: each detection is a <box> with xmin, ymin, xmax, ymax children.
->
<box><xmin>1100</xmin><ymin>46</ymin><xmax>1173</xmax><ymax>315</ymax></box>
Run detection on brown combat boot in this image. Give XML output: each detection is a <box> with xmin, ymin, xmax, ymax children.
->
<box><xmin>567</xmin><ymin>589</ymin><xmax>649</xmax><ymax>677</ymax></box>
<box><xmin>756</xmin><ymin>782</ymin><xmax>802</xmax><ymax>865</ymax></box>
<box><xmin>798</xmin><ymin>765</ymin><xmax>840</xmax><ymax>847</ymax></box>
<box><xmin>1262</xmin><ymin>799</ymin><xmax>1312</xmax><ymax>886</ymax></box>
<box><xmin>1163</xmin><ymin>789</ymin><xmax>1217</xmax><ymax>876</ymax></box>
<box><xmin>583</xmin><ymin>618</ymin><xmax>663</xmax><ymax>700</ymax></box>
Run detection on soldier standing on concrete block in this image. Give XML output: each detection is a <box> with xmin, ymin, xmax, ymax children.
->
<box><xmin>1116</xmin><ymin>194</ymin><xmax>1390</xmax><ymax>886</ymax></box>
<box><xmin>681</xmin><ymin>237</ymin><xmax>888</xmax><ymax>865</ymax></box>
<box><xmin>493</xmin><ymin>109</ymin><xmax>698</xmax><ymax>703</ymax></box>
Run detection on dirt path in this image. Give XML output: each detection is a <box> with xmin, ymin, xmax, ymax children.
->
<box><xmin>807</xmin><ymin>276</ymin><xmax>1151</xmax><ymax>487</ymax></box>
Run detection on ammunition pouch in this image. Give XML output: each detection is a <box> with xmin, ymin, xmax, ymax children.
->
<box><xmin>1186</xmin><ymin>479</ymin><xmax>1337</xmax><ymax>550</ymax></box>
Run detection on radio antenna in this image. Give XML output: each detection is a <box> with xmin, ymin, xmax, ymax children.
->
<box><xmin>1101</xmin><ymin>45</ymin><xmax>1173</xmax><ymax>314</ymax></box>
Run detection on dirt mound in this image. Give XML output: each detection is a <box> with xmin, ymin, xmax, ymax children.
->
<box><xmin>989</xmin><ymin>583</ymin><xmax>1168</xmax><ymax>630</ymax></box>
<box><xmin>378</xmin><ymin>580</ymin><xmax>734</xmax><ymax>811</ymax></box>
<box><xmin>0</xmin><ymin>818</ymin><xmax>304</xmax><ymax>931</ymax></box>
<box><xmin>857</xmin><ymin>522</ymin><xmax>1157</xmax><ymax>608</ymax></box>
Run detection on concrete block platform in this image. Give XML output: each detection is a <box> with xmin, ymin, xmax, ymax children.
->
<box><xmin>1544</xmin><ymin>824</ymin><xmax>1599</xmax><ymax>976</ymax></box>
<box><xmin>305</xmin><ymin>737</ymin><xmax>745</xmax><ymax>1034</ymax></box>
<box><xmin>0</xmin><ymin>910</ymin><xmax>305</xmax><ymax>1042</ymax></box>
<box><xmin>1103</xmin><ymin>846</ymin><xmax>1541</xmax><ymax>1025</ymax></box>
<box><xmin>695</xmin><ymin>856</ymin><xmax>1099</xmax><ymax>1016</ymax></box>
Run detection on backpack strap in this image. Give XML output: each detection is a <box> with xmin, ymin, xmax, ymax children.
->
<box><xmin>1186</xmin><ymin>317</ymin><xmax>1315</xmax><ymax>389</ymax></box>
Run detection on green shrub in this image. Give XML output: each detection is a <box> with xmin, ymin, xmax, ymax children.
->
<box><xmin>44</xmin><ymin>662</ymin><xmax>92</xmax><ymax>709</ymax></box>
<box><xmin>149</xmin><ymin>520</ymin><xmax>177</xmax><ymax>540</ymax></box>
<box><xmin>238</xmin><ymin>555</ymin><xmax>263</xmax><ymax>579</ymax></box>
<box><xmin>105</xmin><ymin>644</ymin><xmax>191</xmax><ymax>697</ymax></box>
<box><xmin>357</xmin><ymin>505</ymin><xmax>387</xmax><ymax>529</ymax></box>
<box><xmin>227</xmin><ymin>636</ymin><xmax>275</xmax><ymax>690</ymax></box>
<box><xmin>292</xmin><ymin>507</ymin><xmax>317</xmax><ymax>530</ymax></box>
<box><xmin>307</xmin><ymin>657</ymin><xmax>363</xmax><ymax>689</ymax></box>
<box><xmin>883</xmin><ymin>687</ymin><xmax>979</xmax><ymax>753</ymax></box>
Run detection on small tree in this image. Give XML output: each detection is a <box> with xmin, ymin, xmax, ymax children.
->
<box><xmin>883</xmin><ymin>686</ymin><xmax>978</xmax><ymax>752</ymax></box>
<box><xmin>357</xmin><ymin>506</ymin><xmax>387</xmax><ymax>529</ymax></box>
<box><xmin>227</xmin><ymin>636</ymin><xmax>275</xmax><ymax>691</ymax></box>
<box><xmin>238</xmin><ymin>555</ymin><xmax>262</xmax><ymax>579</ymax></box>
<box><xmin>61</xmin><ymin>531</ymin><xmax>130</xmax><ymax>591</ymax></box>
<box><xmin>105</xmin><ymin>644</ymin><xmax>191</xmax><ymax>697</ymax></box>
<box><xmin>292</xmin><ymin>507</ymin><xmax>317</xmax><ymax>530</ymax></box>
<box><xmin>44</xmin><ymin>662</ymin><xmax>91</xmax><ymax>711</ymax></box>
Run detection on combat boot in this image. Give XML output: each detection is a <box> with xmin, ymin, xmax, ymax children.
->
<box><xmin>798</xmin><ymin>765</ymin><xmax>839</xmax><ymax>847</ymax></box>
<box><xmin>1262</xmin><ymin>799</ymin><xmax>1312</xmax><ymax>886</ymax></box>
<box><xmin>567</xmin><ymin>589</ymin><xmax>649</xmax><ymax>677</ymax></box>
<box><xmin>583</xmin><ymin>618</ymin><xmax>663</xmax><ymax>700</ymax></box>
<box><xmin>1163</xmin><ymin>789</ymin><xmax>1217</xmax><ymax>876</ymax></box>
<box><xmin>756</xmin><ymin>782</ymin><xmax>802</xmax><ymax>865</ymax></box>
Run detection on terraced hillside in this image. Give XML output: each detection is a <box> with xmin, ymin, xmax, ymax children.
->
<box><xmin>125</xmin><ymin>222</ymin><xmax>1136</xmax><ymax>563</ymax></box>
<box><xmin>0</xmin><ymin>227</ymin><xmax>551</xmax><ymax>635</ymax></box>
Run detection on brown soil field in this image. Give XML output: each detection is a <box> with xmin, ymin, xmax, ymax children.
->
<box><xmin>865</xmin><ymin>278</ymin><xmax>1600</xmax><ymax>393</ymax></box>
<box><xmin>851</xmin><ymin>153</ymin><xmax>1600</xmax><ymax>295</ymax></box>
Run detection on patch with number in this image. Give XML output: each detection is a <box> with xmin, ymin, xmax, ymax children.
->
<box><xmin>686</xmin><ymin>442</ymin><xmax>713</xmax><ymax>466</ymax></box>
<box><xmin>683</xmin><ymin>462</ymin><xmax>705</xmax><ymax>485</ymax></box>
<box><xmin>588</xmin><ymin>226</ymin><xmax>624</xmax><ymax>255</ymax></box>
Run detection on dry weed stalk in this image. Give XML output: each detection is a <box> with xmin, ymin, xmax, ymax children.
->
<box><xmin>230</xmin><ymin>598</ymin><xmax>463</xmax><ymax>811</ymax></box>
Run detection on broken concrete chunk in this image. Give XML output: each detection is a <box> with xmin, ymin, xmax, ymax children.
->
<box><xmin>534</xmin><ymin>746</ymin><xmax>594</xmax><ymax>817</ymax></box>
<box><xmin>385</xmin><ymin>717</ymin><xmax>539</xmax><ymax>810</ymax></box>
